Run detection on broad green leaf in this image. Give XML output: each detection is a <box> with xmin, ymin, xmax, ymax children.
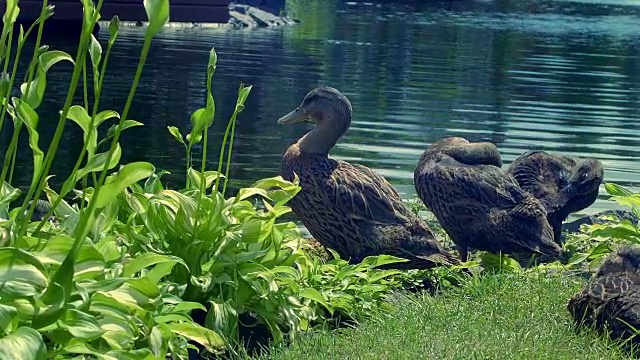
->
<box><xmin>74</xmin><ymin>144</ymin><xmax>123</xmax><ymax>182</ymax></box>
<box><xmin>74</xmin><ymin>245</ymin><xmax>106</xmax><ymax>280</ymax></box>
<box><xmin>0</xmin><ymin>304</ymin><xmax>17</xmax><ymax>332</ymax></box>
<box><xmin>187</xmin><ymin>169</ymin><xmax>223</xmax><ymax>191</ymax></box>
<box><xmin>171</xmin><ymin>302</ymin><xmax>207</xmax><ymax>314</ymax></box>
<box><xmin>167</xmin><ymin>126</ymin><xmax>186</xmax><ymax>147</ymax></box>
<box><xmin>166</xmin><ymin>322</ymin><xmax>225</xmax><ymax>353</ymax></box>
<box><xmin>60</xmin><ymin>309</ymin><xmax>105</xmax><ymax>340</ymax></box>
<box><xmin>11</xmin><ymin>98</ymin><xmax>43</xmax><ymax>186</ymax></box>
<box><xmin>39</xmin><ymin>50</ymin><xmax>74</xmax><ymax>72</ymax></box>
<box><xmin>149</xmin><ymin>324</ymin><xmax>171</xmax><ymax>358</ymax></box>
<box><xmin>0</xmin><ymin>326</ymin><xmax>46</xmax><ymax>360</ymax></box>
<box><xmin>93</xmin><ymin>162</ymin><xmax>155</xmax><ymax>209</ymax></box>
<box><xmin>20</xmin><ymin>51</ymin><xmax>74</xmax><ymax>109</ymax></box>
<box><xmin>94</xmin><ymin>236</ymin><xmax>121</xmax><ymax>263</ymax></box>
<box><xmin>143</xmin><ymin>0</ymin><xmax>170</xmax><ymax>37</ymax></box>
<box><xmin>236</xmin><ymin>187</ymin><xmax>270</xmax><ymax>202</ymax></box>
<box><xmin>300</xmin><ymin>288</ymin><xmax>332</xmax><ymax>312</ymax></box>
<box><xmin>89</xmin><ymin>34</ymin><xmax>102</xmax><ymax>69</ymax></box>
<box><xmin>122</xmin><ymin>253</ymin><xmax>188</xmax><ymax>278</ymax></box>
<box><xmin>0</xmin><ymin>248</ymin><xmax>48</xmax><ymax>297</ymax></box>
<box><xmin>604</xmin><ymin>182</ymin><xmax>635</xmax><ymax>197</ymax></box>
<box><xmin>35</xmin><ymin>234</ymin><xmax>72</xmax><ymax>261</ymax></box>
<box><xmin>96</xmin><ymin>278</ymin><xmax>160</xmax><ymax>312</ymax></box>
<box><xmin>2</xmin><ymin>0</ymin><xmax>20</xmax><ymax>25</ymax></box>
<box><xmin>101</xmin><ymin>120</ymin><xmax>143</xmax><ymax>147</ymax></box>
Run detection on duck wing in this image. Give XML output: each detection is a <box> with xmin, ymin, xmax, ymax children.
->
<box><xmin>328</xmin><ymin>161</ymin><xmax>406</xmax><ymax>225</ymax></box>
<box><xmin>568</xmin><ymin>272</ymin><xmax>636</xmax><ymax>320</ymax></box>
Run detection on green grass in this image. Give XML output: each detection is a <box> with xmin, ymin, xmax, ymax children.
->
<box><xmin>258</xmin><ymin>273</ymin><xmax>636</xmax><ymax>360</ymax></box>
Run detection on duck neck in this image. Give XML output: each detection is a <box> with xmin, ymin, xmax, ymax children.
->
<box><xmin>298</xmin><ymin>110</ymin><xmax>351</xmax><ymax>156</ymax></box>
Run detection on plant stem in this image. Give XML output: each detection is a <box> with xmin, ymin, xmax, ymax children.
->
<box><xmin>18</xmin><ymin>0</ymin><xmax>103</xmax><ymax>237</ymax></box>
<box><xmin>72</xmin><ymin>31</ymin><xmax>153</xmax><ymax>247</ymax></box>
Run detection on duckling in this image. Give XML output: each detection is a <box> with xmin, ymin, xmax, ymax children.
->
<box><xmin>278</xmin><ymin>86</ymin><xmax>460</xmax><ymax>269</ymax></box>
<box><xmin>567</xmin><ymin>245</ymin><xmax>640</xmax><ymax>345</ymax></box>
<box><xmin>414</xmin><ymin>137</ymin><xmax>565</xmax><ymax>262</ymax></box>
<box><xmin>507</xmin><ymin>150</ymin><xmax>604</xmax><ymax>244</ymax></box>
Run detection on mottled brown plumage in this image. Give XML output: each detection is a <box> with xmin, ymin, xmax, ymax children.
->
<box><xmin>278</xmin><ymin>87</ymin><xmax>460</xmax><ymax>269</ymax></box>
<box><xmin>507</xmin><ymin>150</ymin><xmax>604</xmax><ymax>244</ymax></box>
<box><xmin>567</xmin><ymin>245</ymin><xmax>640</xmax><ymax>345</ymax></box>
<box><xmin>413</xmin><ymin>137</ymin><xmax>565</xmax><ymax>262</ymax></box>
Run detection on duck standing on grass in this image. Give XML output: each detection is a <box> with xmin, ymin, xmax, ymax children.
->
<box><xmin>413</xmin><ymin>137</ymin><xmax>566</xmax><ymax>263</ymax></box>
<box><xmin>277</xmin><ymin>86</ymin><xmax>460</xmax><ymax>269</ymax></box>
<box><xmin>567</xmin><ymin>245</ymin><xmax>640</xmax><ymax>346</ymax></box>
<box><xmin>506</xmin><ymin>150</ymin><xmax>604</xmax><ymax>245</ymax></box>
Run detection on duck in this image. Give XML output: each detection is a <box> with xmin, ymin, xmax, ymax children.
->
<box><xmin>567</xmin><ymin>245</ymin><xmax>640</xmax><ymax>345</ymax></box>
<box><xmin>28</xmin><ymin>199</ymin><xmax>54</xmax><ymax>222</ymax></box>
<box><xmin>506</xmin><ymin>150</ymin><xmax>604</xmax><ymax>245</ymax></box>
<box><xmin>277</xmin><ymin>86</ymin><xmax>460</xmax><ymax>269</ymax></box>
<box><xmin>413</xmin><ymin>137</ymin><xmax>565</xmax><ymax>262</ymax></box>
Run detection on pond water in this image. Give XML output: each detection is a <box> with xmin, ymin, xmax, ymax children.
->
<box><xmin>3</xmin><ymin>0</ymin><xmax>640</xmax><ymax>220</ymax></box>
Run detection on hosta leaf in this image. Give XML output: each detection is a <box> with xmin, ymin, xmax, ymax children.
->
<box><xmin>122</xmin><ymin>252</ymin><xmax>188</xmax><ymax>278</ymax></box>
<box><xmin>149</xmin><ymin>324</ymin><xmax>171</xmax><ymax>358</ymax></box>
<box><xmin>299</xmin><ymin>288</ymin><xmax>332</xmax><ymax>313</ymax></box>
<box><xmin>59</xmin><ymin>309</ymin><xmax>104</xmax><ymax>340</ymax></box>
<box><xmin>11</xmin><ymin>98</ymin><xmax>44</xmax><ymax>186</ymax></box>
<box><xmin>0</xmin><ymin>248</ymin><xmax>48</xmax><ymax>298</ymax></box>
<box><xmin>94</xmin><ymin>236</ymin><xmax>122</xmax><ymax>263</ymax></box>
<box><xmin>166</xmin><ymin>322</ymin><xmax>225</xmax><ymax>353</ymax></box>
<box><xmin>0</xmin><ymin>326</ymin><xmax>46</xmax><ymax>360</ymax></box>
<box><xmin>0</xmin><ymin>304</ymin><xmax>17</xmax><ymax>332</ymax></box>
<box><xmin>171</xmin><ymin>302</ymin><xmax>206</xmax><ymax>314</ymax></box>
<box><xmin>94</xmin><ymin>162</ymin><xmax>155</xmax><ymax>209</ymax></box>
<box><xmin>96</xmin><ymin>278</ymin><xmax>160</xmax><ymax>312</ymax></box>
<box><xmin>143</xmin><ymin>0</ymin><xmax>170</xmax><ymax>37</ymax></box>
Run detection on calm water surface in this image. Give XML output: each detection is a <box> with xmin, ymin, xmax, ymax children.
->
<box><xmin>3</xmin><ymin>0</ymin><xmax>640</xmax><ymax>220</ymax></box>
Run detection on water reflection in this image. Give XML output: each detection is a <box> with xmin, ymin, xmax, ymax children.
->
<box><xmin>1</xmin><ymin>0</ymin><xmax>639</xmax><ymax>219</ymax></box>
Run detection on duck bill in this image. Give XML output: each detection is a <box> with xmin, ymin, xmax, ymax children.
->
<box><xmin>277</xmin><ymin>107</ymin><xmax>308</xmax><ymax>124</ymax></box>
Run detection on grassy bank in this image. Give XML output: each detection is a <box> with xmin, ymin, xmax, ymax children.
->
<box><xmin>260</xmin><ymin>273</ymin><xmax>635</xmax><ymax>360</ymax></box>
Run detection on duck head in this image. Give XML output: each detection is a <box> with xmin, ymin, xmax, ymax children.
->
<box><xmin>561</xmin><ymin>158</ymin><xmax>604</xmax><ymax>197</ymax></box>
<box><xmin>278</xmin><ymin>86</ymin><xmax>353</xmax><ymax>155</ymax></box>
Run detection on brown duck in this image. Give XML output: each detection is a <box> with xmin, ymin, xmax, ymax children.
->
<box><xmin>506</xmin><ymin>150</ymin><xmax>604</xmax><ymax>245</ymax></box>
<box><xmin>413</xmin><ymin>137</ymin><xmax>565</xmax><ymax>262</ymax></box>
<box><xmin>567</xmin><ymin>245</ymin><xmax>640</xmax><ymax>345</ymax></box>
<box><xmin>277</xmin><ymin>86</ymin><xmax>460</xmax><ymax>269</ymax></box>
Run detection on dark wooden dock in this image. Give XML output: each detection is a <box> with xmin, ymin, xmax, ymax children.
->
<box><xmin>1</xmin><ymin>0</ymin><xmax>232</xmax><ymax>24</ymax></box>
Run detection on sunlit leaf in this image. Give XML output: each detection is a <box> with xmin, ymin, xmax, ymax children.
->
<box><xmin>0</xmin><ymin>326</ymin><xmax>46</xmax><ymax>360</ymax></box>
<box><xmin>300</xmin><ymin>288</ymin><xmax>332</xmax><ymax>313</ymax></box>
<box><xmin>89</xmin><ymin>34</ymin><xmax>102</xmax><ymax>69</ymax></box>
<box><xmin>166</xmin><ymin>322</ymin><xmax>225</xmax><ymax>353</ymax></box>
<box><xmin>143</xmin><ymin>0</ymin><xmax>170</xmax><ymax>37</ymax></box>
<box><xmin>60</xmin><ymin>309</ymin><xmax>105</xmax><ymax>340</ymax></box>
<box><xmin>0</xmin><ymin>304</ymin><xmax>17</xmax><ymax>332</ymax></box>
<box><xmin>2</xmin><ymin>0</ymin><xmax>20</xmax><ymax>26</ymax></box>
<box><xmin>94</xmin><ymin>162</ymin><xmax>155</xmax><ymax>209</ymax></box>
<box><xmin>11</xmin><ymin>98</ymin><xmax>43</xmax><ymax>187</ymax></box>
<box><xmin>122</xmin><ymin>252</ymin><xmax>188</xmax><ymax>278</ymax></box>
<box><xmin>20</xmin><ymin>50</ymin><xmax>74</xmax><ymax>109</ymax></box>
<box><xmin>149</xmin><ymin>324</ymin><xmax>171</xmax><ymax>358</ymax></box>
<box><xmin>167</xmin><ymin>126</ymin><xmax>186</xmax><ymax>147</ymax></box>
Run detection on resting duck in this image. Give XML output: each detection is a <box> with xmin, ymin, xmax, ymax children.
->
<box><xmin>567</xmin><ymin>245</ymin><xmax>640</xmax><ymax>345</ymax></box>
<box><xmin>278</xmin><ymin>86</ymin><xmax>459</xmax><ymax>269</ymax></box>
<box><xmin>506</xmin><ymin>150</ymin><xmax>604</xmax><ymax>244</ymax></box>
<box><xmin>413</xmin><ymin>137</ymin><xmax>565</xmax><ymax>262</ymax></box>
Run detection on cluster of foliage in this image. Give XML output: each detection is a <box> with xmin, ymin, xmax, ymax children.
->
<box><xmin>0</xmin><ymin>1</ymin><xmax>419</xmax><ymax>358</ymax></box>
